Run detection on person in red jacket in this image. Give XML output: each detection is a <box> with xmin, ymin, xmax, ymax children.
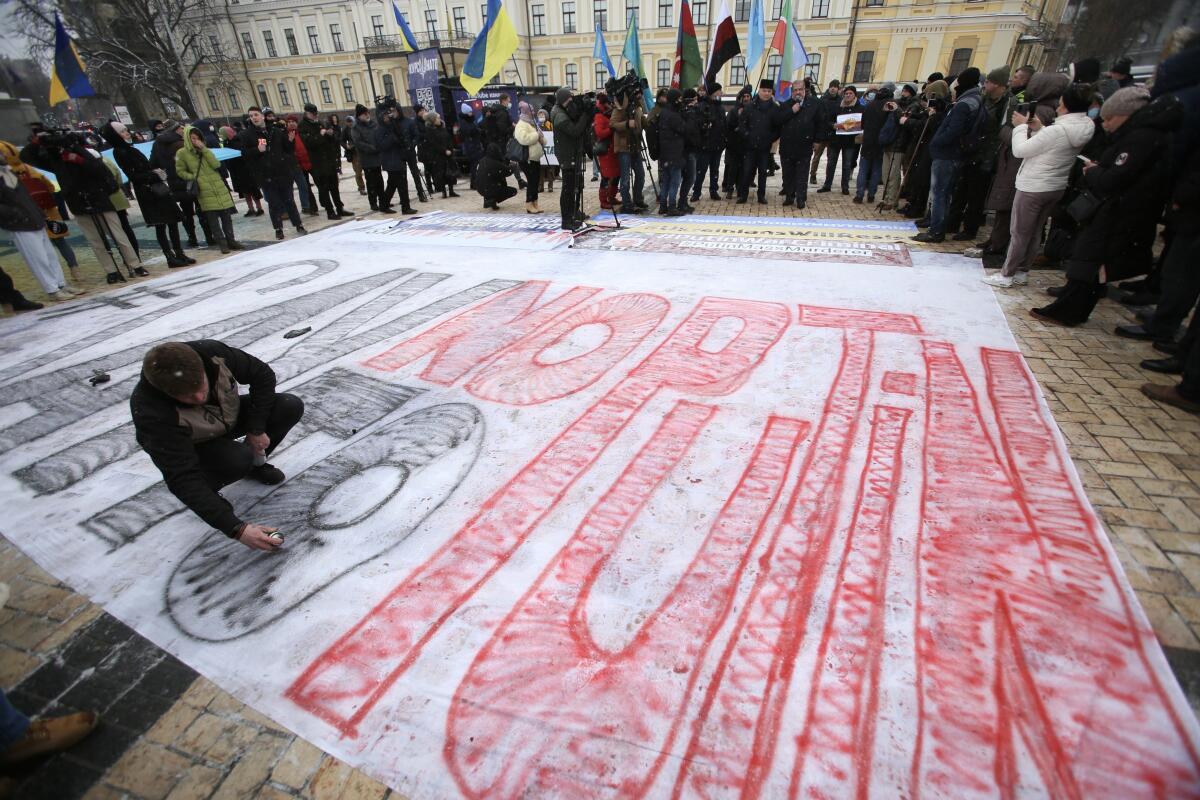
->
<box><xmin>593</xmin><ymin>93</ymin><xmax>621</xmax><ymax>209</ymax></box>
<box><xmin>285</xmin><ymin>115</ymin><xmax>319</xmax><ymax>215</ymax></box>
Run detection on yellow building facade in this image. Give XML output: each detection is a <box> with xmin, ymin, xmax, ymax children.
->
<box><xmin>187</xmin><ymin>0</ymin><xmax>1070</xmax><ymax>119</ymax></box>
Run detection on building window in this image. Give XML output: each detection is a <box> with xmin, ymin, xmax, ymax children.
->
<box><xmin>658</xmin><ymin>0</ymin><xmax>672</xmax><ymax>26</ymax></box>
<box><xmin>276</xmin><ymin>82</ymin><xmax>290</xmax><ymax>106</ymax></box>
<box><xmin>240</xmin><ymin>31</ymin><xmax>256</xmax><ymax>59</ymax></box>
<box><xmin>424</xmin><ymin>9</ymin><xmax>438</xmax><ymax>37</ymax></box>
<box><xmin>256</xmin><ymin>83</ymin><xmax>269</xmax><ymax>106</ymax></box>
<box><xmin>852</xmin><ymin>50</ymin><xmax>874</xmax><ymax>82</ymax></box>
<box><xmin>453</xmin><ymin>7</ymin><xmax>466</xmax><ymax>35</ymax></box>
<box><xmin>307</xmin><ymin>25</ymin><xmax>321</xmax><ymax>53</ymax></box>
<box><xmin>536</xmin><ymin>64</ymin><xmax>548</xmax><ymax>83</ymax></box>
<box><xmin>481</xmin><ymin>3</ymin><xmax>489</xmax><ymax>24</ymax></box>
<box><xmin>595</xmin><ymin>61</ymin><xmax>608</xmax><ymax>87</ymax></box>
<box><xmin>771</xmin><ymin>0</ymin><xmax>783</xmax><ymax>17</ymax></box>
<box><xmin>342</xmin><ymin>77</ymin><xmax>355</xmax><ymax>102</ymax></box>
<box><xmin>624</xmin><ymin>0</ymin><xmax>639</xmax><ymax>26</ymax></box>
<box><xmin>865</xmin><ymin>0</ymin><xmax>883</xmax><ymax>5</ymax></box>
<box><xmin>228</xmin><ymin>88</ymin><xmax>239</xmax><ymax>110</ymax></box>
<box><xmin>730</xmin><ymin>55</ymin><xmax>746</xmax><ymax>86</ymax></box>
<box><xmin>320</xmin><ymin>79</ymin><xmax>333</xmax><ymax>103</ymax></box>
<box><xmin>766</xmin><ymin>53</ymin><xmax>781</xmax><ymax>80</ymax></box>
<box><xmin>382</xmin><ymin>73</ymin><xmax>396</xmax><ymax>97</ymax></box>
<box><xmin>299</xmin><ymin>81</ymin><xmax>311</xmax><ymax>104</ymax></box>
<box><xmin>693</xmin><ymin>0</ymin><xmax>707</xmax><ymax>24</ymax></box>
<box><xmin>284</xmin><ymin>28</ymin><xmax>299</xmax><ymax>55</ymax></box>
<box><xmin>948</xmin><ymin>47</ymin><xmax>972</xmax><ymax>76</ymax></box>
<box><xmin>563</xmin><ymin>2</ymin><xmax>576</xmax><ymax>32</ymax></box>
<box><xmin>207</xmin><ymin>34</ymin><xmax>220</xmax><ymax>55</ymax></box>
<box><xmin>206</xmin><ymin>88</ymin><xmax>220</xmax><ymax>112</ymax></box>
<box><xmin>734</xmin><ymin>0</ymin><xmax>750</xmax><ymax>20</ymax></box>
<box><xmin>531</xmin><ymin>4</ymin><xmax>546</xmax><ymax>34</ymax></box>
<box><xmin>371</xmin><ymin>15</ymin><xmax>384</xmax><ymax>37</ymax></box>
<box><xmin>330</xmin><ymin>23</ymin><xmax>344</xmax><ymax>51</ymax></box>
<box><xmin>595</xmin><ymin>0</ymin><xmax>608</xmax><ymax>29</ymax></box>
<box><xmin>263</xmin><ymin>30</ymin><xmax>278</xmax><ymax>57</ymax></box>
<box><xmin>811</xmin><ymin>0</ymin><xmax>829</xmax><ymax>17</ymax></box>
<box><xmin>565</xmin><ymin>63</ymin><xmax>578</xmax><ymax>88</ymax></box>
<box><xmin>804</xmin><ymin>52</ymin><xmax>821</xmax><ymax>82</ymax></box>
<box><xmin>656</xmin><ymin>58</ymin><xmax>670</xmax><ymax>87</ymax></box>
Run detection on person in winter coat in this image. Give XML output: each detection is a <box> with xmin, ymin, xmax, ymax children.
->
<box><xmin>420</xmin><ymin>112</ymin><xmax>460</xmax><ymax>199</ymax></box>
<box><xmin>981</xmin><ymin>85</ymin><xmax>1095</xmax><ymax>288</ymax></box>
<box><xmin>913</xmin><ymin>68</ymin><xmax>984</xmax><ymax>243</ymax></box>
<box><xmin>818</xmin><ymin>85</ymin><xmax>863</xmax><ymax>195</ymax></box>
<box><xmin>550</xmin><ymin>87</ymin><xmax>593</xmax><ymax>230</ymax></box>
<box><xmin>299</xmin><ymin>103</ymin><xmax>352</xmax><ymax>220</ymax></box>
<box><xmin>655</xmin><ymin>89</ymin><xmax>688</xmax><ymax>215</ymax></box>
<box><xmin>877</xmin><ymin>84</ymin><xmax>917</xmax><ymax>210</ymax></box>
<box><xmin>810</xmin><ymin>80</ymin><xmax>843</xmax><ymax>183</ymax></box>
<box><xmin>399</xmin><ymin>110</ymin><xmax>429</xmax><ymax>203</ymax></box>
<box><xmin>898</xmin><ymin>81</ymin><xmax>947</xmax><ymax>218</ymax></box>
<box><xmin>340</xmin><ymin>115</ymin><xmax>365</xmax><ymax>196</ymax></box>
<box><xmin>100</xmin><ymin>122</ymin><xmax>193</xmax><ymax>268</ymax></box>
<box><xmin>0</xmin><ymin>151</ymin><xmax>82</xmax><ymax>300</ymax></box>
<box><xmin>350</xmin><ymin>105</ymin><xmax>384</xmax><ymax>211</ymax></box>
<box><xmin>592</xmin><ymin>93</ymin><xmax>621</xmax><ymax>211</ymax></box>
<box><xmin>238</xmin><ymin>106</ymin><xmax>306</xmax><ymax>240</ymax></box>
<box><xmin>774</xmin><ymin>79</ymin><xmax>825</xmax><ymax>208</ymax></box>
<box><xmin>1032</xmin><ymin>89</ymin><xmax>1182</xmax><ymax>326</ymax></box>
<box><xmin>736</xmin><ymin>80</ymin><xmax>779</xmax><ymax>204</ymax></box>
<box><xmin>610</xmin><ymin>93</ymin><xmax>647</xmax><ymax>213</ymax></box>
<box><xmin>722</xmin><ymin>86</ymin><xmax>751</xmax><ymax>197</ymax></box>
<box><xmin>176</xmin><ymin>126</ymin><xmax>243</xmax><ymax>254</ymax></box>
<box><xmin>376</xmin><ymin>101</ymin><xmax>418</xmax><ymax>214</ymax></box>
<box><xmin>691</xmin><ymin>83</ymin><xmax>726</xmax><ymax>201</ymax></box>
<box><xmin>152</xmin><ymin>120</ymin><xmax>212</xmax><ymax>248</ymax></box>
<box><xmin>457</xmin><ymin>103</ymin><xmax>485</xmax><ymax>189</ymax></box>
<box><xmin>513</xmin><ymin>101</ymin><xmax>546</xmax><ymax>213</ymax></box>
<box><xmin>474</xmin><ymin>142</ymin><xmax>519</xmax><ymax>210</ymax></box>
<box><xmin>854</xmin><ymin>84</ymin><xmax>894</xmax><ymax>203</ymax></box>
<box><xmin>20</xmin><ymin>131</ymin><xmax>145</xmax><ymax>284</ymax></box>
<box><xmin>945</xmin><ymin>66</ymin><xmax>1012</xmax><ymax>241</ymax></box>
<box><xmin>220</xmin><ymin>125</ymin><xmax>263</xmax><ymax>217</ymax></box>
<box><xmin>0</xmin><ymin>140</ymin><xmax>79</xmax><ymax>274</ymax></box>
<box><xmin>285</xmin><ymin>116</ymin><xmax>318</xmax><ymax>215</ymax></box>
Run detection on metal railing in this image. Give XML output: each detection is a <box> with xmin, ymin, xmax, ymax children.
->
<box><xmin>362</xmin><ymin>32</ymin><xmax>475</xmax><ymax>54</ymax></box>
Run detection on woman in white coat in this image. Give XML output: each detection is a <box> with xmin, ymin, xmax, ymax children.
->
<box><xmin>513</xmin><ymin>101</ymin><xmax>546</xmax><ymax>214</ymax></box>
<box><xmin>983</xmin><ymin>84</ymin><xmax>1096</xmax><ymax>288</ymax></box>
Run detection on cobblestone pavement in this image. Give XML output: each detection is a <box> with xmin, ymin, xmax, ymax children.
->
<box><xmin>2</xmin><ymin>163</ymin><xmax>1200</xmax><ymax>798</ymax></box>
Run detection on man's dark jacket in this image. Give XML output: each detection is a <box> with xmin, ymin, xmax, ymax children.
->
<box><xmin>237</xmin><ymin>122</ymin><xmax>297</xmax><ymax>184</ymax></box>
<box><xmin>739</xmin><ymin>96</ymin><xmax>779</xmax><ymax>151</ymax></box>
<box><xmin>130</xmin><ymin>340</ymin><xmax>277</xmax><ymax>537</ymax></box>
<box><xmin>298</xmin><ymin>117</ymin><xmax>340</xmax><ymax>176</ymax></box>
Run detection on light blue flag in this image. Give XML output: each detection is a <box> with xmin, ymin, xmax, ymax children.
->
<box><xmin>746</xmin><ymin>0</ymin><xmax>764</xmax><ymax>73</ymax></box>
<box><xmin>621</xmin><ymin>15</ymin><xmax>654</xmax><ymax>107</ymax></box>
<box><xmin>594</xmin><ymin>23</ymin><xmax>616</xmax><ymax>79</ymax></box>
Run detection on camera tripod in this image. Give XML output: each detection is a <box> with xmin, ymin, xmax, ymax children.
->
<box><xmin>89</xmin><ymin>211</ymin><xmax>136</xmax><ymax>283</ymax></box>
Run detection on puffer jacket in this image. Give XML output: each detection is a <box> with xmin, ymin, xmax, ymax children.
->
<box><xmin>1011</xmin><ymin>112</ymin><xmax>1096</xmax><ymax>193</ymax></box>
<box><xmin>655</xmin><ymin>103</ymin><xmax>687</xmax><ymax>167</ymax></box>
<box><xmin>593</xmin><ymin>110</ymin><xmax>619</xmax><ymax>177</ymax></box>
<box><xmin>929</xmin><ymin>86</ymin><xmax>982</xmax><ymax>162</ymax></box>
<box><xmin>513</xmin><ymin>118</ymin><xmax>545</xmax><ymax>162</ymax></box>
<box><xmin>19</xmin><ymin>138</ymin><xmax>117</xmax><ymax>215</ymax></box>
<box><xmin>350</xmin><ymin>118</ymin><xmax>381</xmax><ymax>169</ymax></box>
<box><xmin>175</xmin><ymin>125</ymin><xmax>234</xmax><ymax>212</ymax></box>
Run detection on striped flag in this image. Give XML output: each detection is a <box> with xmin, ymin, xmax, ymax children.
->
<box><xmin>460</xmin><ymin>0</ymin><xmax>519</xmax><ymax>95</ymax></box>
<box><xmin>705</xmin><ymin>0</ymin><xmax>740</xmax><ymax>87</ymax></box>
<box><xmin>49</xmin><ymin>13</ymin><xmax>95</xmax><ymax>106</ymax></box>
<box><xmin>671</xmin><ymin>0</ymin><xmax>702</xmax><ymax>89</ymax></box>
<box><xmin>769</xmin><ymin>0</ymin><xmax>807</xmax><ymax>100</ymax></box>
<box><xmin>391</xmin><ymin>0</ymin><xmax>420</xmax><ymax>52</ymax></box>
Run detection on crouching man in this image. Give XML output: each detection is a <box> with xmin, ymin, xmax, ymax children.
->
<box><xmin>131</xmin><ymin>340</ymin><xmax>304</xmax><ymax>551</ymax></box>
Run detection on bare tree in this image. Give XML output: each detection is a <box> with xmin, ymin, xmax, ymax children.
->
<box><xmin>1063</xmin><ymin>0</ymin><xmax>1175</xmax><ymax>65</ymax></box>
<box><xmin>12</xmin><ymin>0</ymin><xmax>250</xmax><ymax>118</ymax></box>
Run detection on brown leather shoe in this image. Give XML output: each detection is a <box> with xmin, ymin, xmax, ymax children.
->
<box><xmin>0</xmin><ymin>711</ymin><xmax>99</xmax><ymax>766</ymax></box>
<box><xmin>1141</xmin><ymin>383</ymin><xmax>1200</xmax><ymax>415</ymax></box>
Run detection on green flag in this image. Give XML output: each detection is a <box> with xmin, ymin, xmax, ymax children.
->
<box><xmin>672</xmin><ymin>0</ymin><xmax>702</xmax><ymax>89</ymax></box>
<box><xmin>622</xmin><ymin>14</ymin><xmax>654</xmax><ymax>106</ymax></box>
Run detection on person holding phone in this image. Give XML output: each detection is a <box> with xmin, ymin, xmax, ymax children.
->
<box><xmin>981</xmin><ymin>85</ymin><xmax>1095</xmax><ymax>288</ymax></box>
<box><xmin>237</xmin><ymin>106</ymin><xmax>306</xmax><ymax>240</ymax></box>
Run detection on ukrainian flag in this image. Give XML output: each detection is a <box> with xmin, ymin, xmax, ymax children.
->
<box><xmin>459</xmin><ymin>0</ymin><xmax>518</xmax><ymax>96</ymax></box>
<box><xmin>49</xmin><ymin>13</ymin><xmax>95</xmax><ymax>106</ymax></box>
<box><xmin>391</xmin><ymin>0</ymin><xmax>420</xmax><ymax>52</ymax></box>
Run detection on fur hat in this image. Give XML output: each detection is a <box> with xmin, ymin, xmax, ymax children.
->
<box><xmin>1070</xmin><ymin>58</ymin><xmax>1101</xmax><ymax>84</ymax></box>
<box><xmin>924</xmin><ymin>80</ymin><xmax>949</xmax><ymax>100</ymax></box>
<box><xmin>758</xmin><ymin>78</ymin><xmax>773</xmax><ymax>90</ymax></box>
<box><xmin>955</xmin><ymin>67</ymin><xmax>981</xmax><ymax>91</ymax></box>
<box><xmin>355</xmin><ymin>103</ymin><xmax>369</xmax><ymax>117</ymax></box>
<box><xmin>986</xmin><ymin>65</ymin><xmax>1010</xmax><ymax>85</ymax></box>
<box><xmin>1100</xmin><ymin>86</ymin><xmax>1151</xmax><ymax>119</ymax></box>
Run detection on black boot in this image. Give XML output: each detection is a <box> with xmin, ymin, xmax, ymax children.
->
<box><xmin>176</xmin><ymin>249</ymin><xmax>196</xmax><ymax>265</ymax></box>
<box><xmin>442</xmin><ymin>188</ymin><xmax>449</xmax><ymax>198</ymax></box>
<box><xmin>1030</xmin><ymin>280</ymin><xmax>1105</xmax><ymax>327</ymax></box>
<box><xmin>106</xmin><ymin>271</ymin><xmax>127</xmax><ymax>284</ymax></box>
<box><xmin>327</xmin><ymin>209</ymin><xmax>340</xmax><ymax>220</ymax></box>
<box><xmin>10</xmin><ymin>294</ymin><xmax>43</xmax><ymax>311</ymax></box>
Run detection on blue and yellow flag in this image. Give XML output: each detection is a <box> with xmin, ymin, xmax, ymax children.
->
<box><xmin>391</xmin><ymin>0</ymin><xmax>420</xmax><ymax>52</ymax></box>
<box><xmin>49</xmin><ymin>13</ymin><xmax>95</xmax><ymax>106</ymax></box>
<box><xmin>460</xmin><ymin>0</ymin><xmax>518</xmax><ymax>96</ymax></box>
<box><xmin>593</xmin><ymin>24</ymin><xmax>615</xmax><ymax>80</ymax></box>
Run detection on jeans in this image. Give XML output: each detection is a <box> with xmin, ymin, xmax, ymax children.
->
<box><xmin>823</xmin><ymin>139</ymin><xmax>860</xmax><ymax>191</ymax></box>
<box><xmin>51</xmin><ymin>236</ymin><xmax>78</xmax><ymax>268</ymax></box>
<box><xmin>196</xmin><ymin>394</ymin><xmax>304</xmax><ymax>490</ymax></box>
<box><xmin>618</xmin><ymin>151</ymin><xmax>646</xmax><ymax>209</ymax></box>
<box><xmin>738</xmin><ymin>150</ymin><xmax>771</xmax><ymax>200</ymax></box>
<box><xmin>0</xmin><ymin>690</ymin><xmax>30</xmax><ymax>751</ymax></box>
<box><xmin>261</xmin><ymin>180</ymin><xmax>302</xmax><ymax>230</ymax></box>
<box><xmin>928</xmin><ymin>159</ymin><xmax>958</xmax><ymax>236</ymax></box>
<box><xmin>945</xmin><ymin>161</ymin><xmax>991</xmax><ymax>235</ymax></box>
<box><xmin>854</xmin><ymin>154</ymin><xmax>883</xmax><ymax>200</ymax></box>
<box><xmin>660</xmin><ymin>165</ymin><xmax>683</xmax><ymax>209</ymax></box>
<box><xmin>292</xmin><ymin>170</ymin><xmax>316</xmax><ymax>212</ymax></box>
<box><xmin>692</xmin><ymin>150</ymin><xmax>722</xmax><ymax>197</ymax></box>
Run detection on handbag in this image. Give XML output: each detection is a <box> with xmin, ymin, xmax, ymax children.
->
<box><xmin>505</xmin><ymin>136</ymin><xmax>528</xmax><ymax>163</ymax></box>
<box><xmin>592</xmin><ymin>137</ymin><xmax>610</xmax><ymax>157</ymax></box>
<box><xmin>183</xmin><ymin>179</ymin><xmax>200</xmax><ymax>199</ymax></box>
<box><xmin>149</xmin><ymin>180</ymin><xmax>171</xmax><ymax>198</ymax></box>
<box><xmin>1066</xmin><ymin>189</ymin><xmax>1102</xmax><ymax>225</ymax></box>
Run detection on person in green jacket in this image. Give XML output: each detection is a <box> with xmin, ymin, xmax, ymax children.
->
<box><xmin>175</xmin><ymin>126</ymin><xmax>243</xmax><ymax>254</ymax></box>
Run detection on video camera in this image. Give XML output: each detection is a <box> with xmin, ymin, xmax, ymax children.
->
<box><xmin>375</xmin><ymin>95</ymin><xmax>400</xmax><ymax>113</ymax></box>
<box><xmin>605</xmin><ymin>70</ymin><xmax>648</xmax><ymax>106</ymax></box>
<box><xmin>565</xmin><ymin>91</ymin><xmax>598</xmax><ymax>121</ymax></box>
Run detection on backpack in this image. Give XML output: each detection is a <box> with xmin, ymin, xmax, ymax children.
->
<box><xmin>878</xmin><ymin>113</ymin><xmax>899</xmax><ymax>147</ymax></box>
<box><xmin>959</xmin><ymin>95</ymin><xmax>989</xmax><ymax>157</ymax></box>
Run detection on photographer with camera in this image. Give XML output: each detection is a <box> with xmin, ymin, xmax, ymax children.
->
<box><xmin>721</xmin><ymin>86</ymin><xmax>751</xmax><ymax>198</ymax></box>
<box><xmin>300</xmin><ymin>103</ymin><xmax>355</xmax><ymax>221</ymax></box>
<box><xmin>877</xmin><ymin>84</ymin><xmax>919</xmax><ymax>211</ymax></box>
<box><xmin>737</xmin><ymin>80</ymin><xmax>780</xmax><ymax>205</ymax></box>
<box><xmin>376</xmin><ymin>98</ymin><xmax>419</xmax><ymax>215</ymax></box>
<box><xmin>653</xmin><ymin>89</ymin><xmax>688</xmax><ymax>216</ymax></box>
<box><xmin>608</xmin><ymin>76</ymin><xmax>649</xmax><ymax>214</ymax></box>
<box><xmin>238</xmin><ymin>106</ymin><xmax>307</xmax><ymax>241</ymax></box>
<box><xmin>690</xmin><ymin>82</ymin><xmax>726</xmax><ymax>203</ymax></box>
<box><xmin>21</xmin><ymin>130</ymin><xmax>145</xmax><ymax>285</ymax></box>
<box><xmin>551</xmin><ymin>87</ymin><xmax>594</xmax><ymax>231</ymax></box>
<box><xmin>774</xmin><ymin>78</ymin><xmax>825</xmax><ymax>209</ymax></box>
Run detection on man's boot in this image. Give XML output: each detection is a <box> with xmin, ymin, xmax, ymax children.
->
<box><xmin>8</xmin><ymin>293</ymin><xmax>43</xmax><ymax>311</ymax></box>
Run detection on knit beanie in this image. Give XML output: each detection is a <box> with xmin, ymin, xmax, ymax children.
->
<box><xmin>924</xmin><ymin>80</ymin><xmax>949</xmax><ymax>100</ymax></box>
<box><xmin>955</xmin><ymin>67</ymin><xmax>981</xmax><ymax>91</ymax></box>
<box><xmin>1100</xmin><ymin>86</ymin><xmax>1151</xmax><ymax>119</ymax></box>
<box><xmin>1111</xmin><ymin>57</ymin><xmax>1133</xmax><ymax>76</ymax></box>
<box><xmin>354</xmin><ymin>103</ymin><xmax>369</xmax><ymax>117</ymax></box>
<box><xmin>555</xmin><ymin>87</ymin><xmax>572</xmax><ymax>106</ymax></box>
<box><xmin>460</xmin><ymin>102</ymin><xmax>474</xmax><ymax>116</ymax></box>
<box><xmin>986</xmin><ymin>65</ymin><xmax>1010</xmax><ymax>85</ymax></box>
<box><xmin>1071</xmin><ymin>58</ymin><xmax>1101</xmax><ymax>84</ymax></box>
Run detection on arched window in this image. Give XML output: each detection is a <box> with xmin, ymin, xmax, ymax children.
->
<box><xmin>656</xmin><ymin>58</ymin><xmax>670</xmax><ymax>88</ymax></box>
<box><xmin>565</xmin><ymin>63</ymin><xmax>578</xmax><ymax>89</ymax></box>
